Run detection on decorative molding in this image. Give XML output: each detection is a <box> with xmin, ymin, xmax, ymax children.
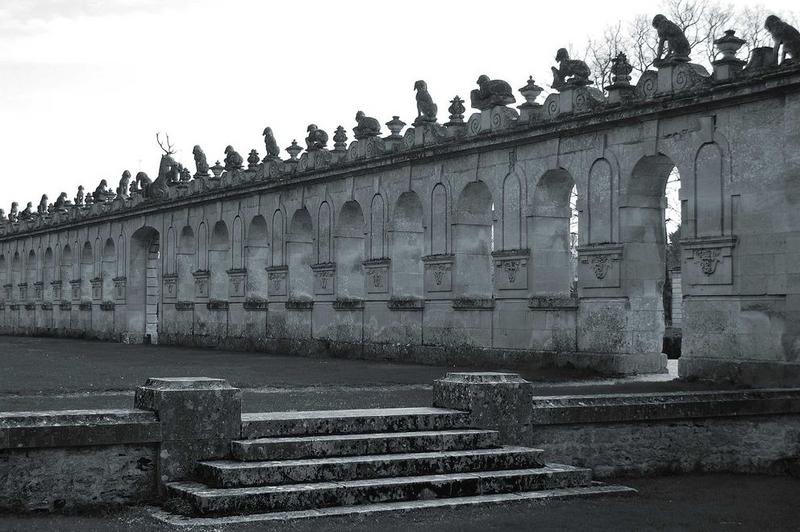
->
<box><xmin>452</xmin><ymin>297</ymin><xmax>495</xmax><ymax>310</ymax></box>
<box><xmin>206</xmin><ymin>299</ymin><xmax>229</xmax><ymax>311</ymax></box>
<box><xmin>266</xmin><ymin>265</ymin><xmax>288</xmax><ymax>297</ymax></box>
<box><xmin>311</xmin><ymin>262</ymin><xmax>336</xmax><ymax>295</ymax></box>
<box><xmin>112</xmin><ymin>276</ymin><xmax>126</xmax><ymax>301</ymax></box>
<box><xmin>40</xmin><ymin>302</ymin><xmax>53</xmax><ymax>311</ymax></box>
<box><xmin>333</xmin><ymin>297</ymin><xmax>364</xmax><ymax>310</ymax></box>
<box><xmin>227</xmin><ymin>268</ymin><xmax>247</xmax><ymax>299</ymax></box>
<box><xmin>528</xmin><ymin>296</ymin><xmax>579</xmax><ymax>310</ymax></box>
<box><xmin>492</xmin><ymin>248</ymin><xmax>529</xmax><ymax>291</ymax></box>
<box><xmin>243</xmin><ymin>297</ymin><xmax>269</xmax><ymax>311</ymax></box>
<box><xmin>100</xmin><ymin>301</ymin><xmax>115</xmax><ymax>311</ymax></box>
<box><xmin>175</xmin><ymin>301</ymin><xmax>194</xmax><ymax>311</ymax></box>
<box><xmin>79</xmin><ymin>301</ymin><xmax>92</xmax><ymax>311</ymax></box>
<box><xmin>387</xmin><ymin>296</ymin><xmax>424</xmax><ymax>311</ymax></box>
<box><xmin>193</xmin><ymin>270</ymin><xmax>210</xmax><ymax>299</ymax></box>
<box><xmin>285</xmin><ymin>298</ymin><xmax>314</xmax><ymax>310</ymax></box>
<box><xmin>681</xmin><ymin>235</ymin><xmax>737</xmax><ymax>286</ymax></box>
<box><xmin>577</xmin><ymin>243</ymin><xmax>624</xmax><ymax>289</ymax></box>
<box><xmin>162</xmin><ymin>273</ymin><xmax>178</xmax><ymax>300</ymax></box>
<box><xmin>422</xmin><ymin>254</ymin><xmax>454</xmax><ymax>293</ymax></box>
<box><xmin>363</xmin><ymin>258</ymin><xmax>390</xmax><ymax>294</ymax></box>
<box><xmin>58</xmin><ymin>301</ymin><xmax>72</xmax><ymax>311</ymax></box>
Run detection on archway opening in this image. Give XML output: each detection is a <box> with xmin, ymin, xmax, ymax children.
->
<box><xmin>129</xmin><ymin>226</ymin><xmax>160</xmax><ymax>344</ymax></box>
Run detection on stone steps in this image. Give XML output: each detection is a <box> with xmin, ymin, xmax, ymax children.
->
<box><xmin>166</xmin><ymin>465</ymin><xmax>593</xmax><ymax>516</ymax></box>
<box><xmin>156</xmin><ymin>406</ymin><xmax>635</xmax><ymax>521</ymax></box>
<box><xmin>240</xmin><ymin>407</ymin><xmax>471</xmax><ymax>438</ymax></box>
<box><xmin>231</xmin><ymin>429</ymin><xmax>500</xmax><ymax>461</ymax></box>
<box><xmin>198</xmin><ymin>446</ymin><xmax>545</xmax><ymax>488</ymax></box>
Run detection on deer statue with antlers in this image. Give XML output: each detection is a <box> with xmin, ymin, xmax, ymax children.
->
<box><xmin>147</xmin><ymin>133</ymin><xmax>181</xmax><ymax>200</ymax></box>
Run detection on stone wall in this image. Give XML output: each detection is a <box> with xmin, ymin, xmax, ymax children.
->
<box><xmin>433</xmin><ymin>373</ymin><xmax>800</xmax><ymax>478</ymax></box>
<box><xmin>1</xmin><ymin>60</ymin><xmax>800</xmax><ymax>384</ymax></box>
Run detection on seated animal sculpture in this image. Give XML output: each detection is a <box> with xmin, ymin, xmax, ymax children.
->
<box><xmin>414</xmin><ymin>80</ymin><xmax>438</xmax><ymax>124</ymax></box>
<box><xmin>470</xmin><ymin>75</ymin><xmax>515</xmax><ymax>111</ymax></box>
<box><xmin>223</xmin><ymin>145</ymin><xmax>243</xmax><ymax>171</ymax></box>
<box><xmin>74</xmin><ymin>186</ymin><xmax>85</xmax><ymax>206</ymax></box>
<box><xmin>37</xmin><ymin>195</ymin><xmax>48</xmax><ymax>215</ymax></box>
<box><xmin>765</xmin><ymin>15</ymin><xmax>800</xmax><ymax>65</ymax></box>
<box><xmin>305</xmin><ymin>124</ymin><xmax>329</xmax><ymax>151</ymax></box>
<box><xmin>262</xmin><ymin>128</ymin><xmax>281</xmax><ymax>159</ymax></box>
<box><xmin>8</xmin><ymin>202</ymin><xmax>18</xmax><ymax>222</ymax></box>
<box><xmin>551</xmin><ymin>48</ymin><xmax>592</xmax><ymax>89</ymax></box>
<box><xmin>652</xmin><ymin>14</ymin><xmax>691</xmax><ymax>66</ymax></box>
<box><xmin>20</xmin><ymin>202</ymin><xmax>33</xmax><ymax>220</ymax></box>
<box><xmin>54</xmin><ymin>192</ymin><xmax>69</xmax><ymax>211</ymax></box>
<box><xmin>94</xmin><ymin>179</ymin><xmax>110</xmax><ymax>202</ymax></box>
<box><xmin>353</xmin><ymin>111</ymin><xmax>381</xmax><ymax>139</ymax></box>
<box><xmin>192</xmin><ymin>146</ymin><xmax>210</xmax><ymax>177</ymax></box>
<box><xmin>117</xmin><ymin>171</ymin><xmax>131</xmax><ymax>198</ymax></box>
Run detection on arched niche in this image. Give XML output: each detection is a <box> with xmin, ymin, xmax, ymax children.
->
<box><xmin>232</xmin><ymin>216</ymin><xmax>244</xmax><ymax>269</ymax></box>
<box><xmin>209</xmin><ymin>220</ymin><xmax>230</xmax><ymax>300</ymax></box>
<box><xmin>80</xmin><ymin>241</ymin><xmax>93</xmax><ymax>299</ymax></box>
<box><xmin>288</xmin><ymin>208</ymin><xmax>313</xmax><ymax>298</ymax></box>
<box><xmin>501</xmin><ymin>172</ymin><xmax>523</xmax><ymax>250</ymax></box>
<box><xmin>318</xmin><ymin>201</ymin><xmax>332</xmax><ymax>263</ymax></box>
<box><xmin>391</xmin><ymin>191</ymin><xmax>424</xmax><ymax>298</ymax></box>
<box><xmin>530</xmin><ymin>168</ymin><xmax>576</xmax><ymax>296</ymax></box>
<box><xmin>196</xmin><ymin>222</ymin><xmax>208</xmax><ymax>270</ymax></box>
<box><xmin>335</xmin><ymin>200</ymin><xmax>366</xmax><ymax>298</ymax></box>
<box><xmin>430</xmin><ymin>183</ymin><xmax>448</xmax><ymax>255</ymax></box>
<box><xmin>60</xmin><ymin>245</ymin><xmax>72</xmax><ymax>290</ymax></box>
<box><xmin>370</xmin><ymin>194</ymin><xmax>386</xmax><ymax>259</ymax></box>
<box><xmin>245</xmin><ymin>215</ymin><xmax>269</xmax><ymax>299</ymax></box>
<box><xmin>694</xmin><ymin>142</ymin><xmax>723</xmax><ymax>238</ymax></box>
<box><xmin>177</xmin><ymin>226</ymin><xmax>195</xmax><ymax>301</ymax></box>
<box><xmin>588</xmin><ymin>158</ymin><xmax>613</xmax><ymax>244</ymax></box>
<box><xmin>454</xmin><ymin>181</ymin><xmax>493</xmax><ymax>297</ymax></box>
<box><xmin>128</xmin><ymin>226</ymin><xmax>161</xmax><ymax>343</ymax></box>
<box><xmin>102</xmin><ymin>238</ymin><xmax>116</xmax><ymax>301</ymax></box>
<box><xmin>271</xmin><ymin>210</ymin><xmax>284</xmax><ymax>266</ymax></box>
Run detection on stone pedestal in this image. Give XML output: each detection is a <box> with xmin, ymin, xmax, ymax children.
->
<box><xmin>134</xmin><ymin>377</ymin><xmax>241</xmax><ymax>490</ymax></box>
<box><xmin>656</xmin><ymin>62</ymin><xmax>709</xmax><ymax>95</ymax></box>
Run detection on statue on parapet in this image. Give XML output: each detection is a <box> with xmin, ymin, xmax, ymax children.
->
<box><xmin>8</xmin><ymin>203</ymin><xmax>18</xmax><ymax>222</ymax></box>
<box><xmin>305</xmin><ymin>124</ymin><xmax>328</xmax><ymax>151</ymax></box>
<box><xmin>551</xmin><ymin>48</ymin><xmax>592</xmax><ymax>90</ymax></box>
<box><xmin>470</xmin><ymin>75</ymin><xmax>515</xmax><ymax>111</ymax></box>
<box><xmin>652</xmin><ymin>14</ymin><xmax>691</xmax><ymax>66</ymax></box>
<box><xmin>223</xmin><ymin>145</ymin><xmax>244</xmax><ymax>171</ymax></box>
<box><xmin>74</xmin><ymin>186</ymin><xmax>85</xmax><ymax>206</ymax></box>
<box><xmin>765</xmin><ymin>15</ymin><xmax>800</xmax><ymax>65</ymax></box>
<box><xmin>262</xmin><ymin>127</ymin><xmax>281</xmax><ymax>159</ymax></box>
<box><xmin>192</xmin><ymin>146</ymin><xmax>210</xmax><ymax>177</ymax></box>
<box><xmin>37</xmin><ymin>195</ymin><xmax>48</xmax><ymax>215</ymax></box>
<box><xmin>54</xmin><ymin>192</ymin><xmax>69</xmax><ymax>211</ymax></box>
<box><xmin>353</xmin><ymin>111</ymin><xmax>381</xmax><ymax>139</ymax></box>
<box><xmin>414</xmin><ymin>80</ymin><xmax>438</xmax><ymax>124</ymax></box>
<box><xmin>20</xmin><ymin>202</ymin><xmax>33</xmax><ymax>220</ymax></box>
<box><xmin>94</xmin><ymin>179</ymin><xmax>110</xmax><ymax>202</ymax></box>
<box><xmin>117</xmin><ymin>171</ymin><xmax>131</xmax><ymax>198</ymax></box>
<box><xmin>135</xmin><ymin>172</ymin><xmax>152</xmax><ymax>193</ymax></box>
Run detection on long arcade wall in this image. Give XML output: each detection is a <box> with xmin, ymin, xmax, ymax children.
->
<box><xmin>1</xmin><ymin>58</ymin><xmax>799</xmax><ymax>385</ymax></box>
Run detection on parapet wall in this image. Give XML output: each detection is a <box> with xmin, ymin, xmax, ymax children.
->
<box><xmin>1</xmin><ymin>54</ymin><xmax>799</xmax><ymax>384</ymax></box>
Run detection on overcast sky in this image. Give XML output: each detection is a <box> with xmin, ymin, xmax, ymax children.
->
<box><xmin>0</xmin><ymin>0</ymin><xmax>793</xmax><ymax>210</ymax></box>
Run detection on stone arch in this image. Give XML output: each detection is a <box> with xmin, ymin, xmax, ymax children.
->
<box><xmin>44</xmin><ymin>247</ymin><xmax>54</xmax><ymax>298</ymax></box>
<box><xmin>317</xmin><ymin>201</ymin><xmax>333</xmax><ymax>263</ymax></box>
<box><xmin>11</xmin><ymin>251</ymin><xmax>21</xmax><ymax>299</ymax></box>
<box><xmin>501</xmin><ymin>172</ymin><xmax>523</xmax><ymax>250</ymax></box>
<box><xmin>454</xmin><ymin>181</ymin><xmax>493</xmax><ymax>297</ymax></box>
<box><xmin>335</xmin><ymin>200</ymin><xmax>366</xmax><ymax>298</ymax></box>
<box><xmin>370</xmin><ymin>194</ymin><xmax>386</xmax><ymax>259</ymax></box>
<box><xmin>531</xmin><ymin>168</ymin><xmax>576</xmax><ymax>296</ymax></box>
<box><xmin>116</xmin><ymin>229</ymin><xmax>127</xmax><ymax>278</ymax></box>
<box><xmin>430</xmin><ymin>183</ymin><xmax>448</xmax><ymax>255</ymax></box>
<box><xmin>588</xmin><ymin>158</ymin><xmax>613</xmax><ymax>244</ymax></box>
<box><xmin>694</xmin><ymin>142</ymin><xmax>723</xmax><ymax>238</ymax></box>
<box><xmin>177</xmin><ymin>225</ymin><xmax>195</xmax><ymax>301</ymax></box>
<box><xmin>272</xmin><ymin>210</ymin><xmax>284</xmax><ymax>266</ymax></box>
<box><xmin>288</xmin><ymin>208</ymin><xmax>314</xmax><ymax>298</ymax></box>
<box><xmin>26</xmin><ymin>249</ymin><xmax>37</xmax><ymax>288</ymax></box>
<box><xmin>245</xmin><ymin>215</ymin><xmax>269</xmax><ymax>299</ymax></box>
<box><xmin>391</xmin><ymin>191</ymin><xmax>424</xmax><ymax>298</ymax></box>
<box><xmin>60</xmin><ymin>245</ymin><xmax>72</xmax><ymax>290</ymax></box>
<box><xmin>129</xmin><ymin>226</ymin><xmax>160</xmax><ymax>343</ymax></box>
<box><xmin>209</xmin><ymin>220</ymin><xmax>230</xmax><ymax>300</ymax></box>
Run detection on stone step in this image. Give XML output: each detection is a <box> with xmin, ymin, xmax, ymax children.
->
<box><xmin>199</xmin><ymin>446</ymin><xmax>545</xmax><ymax>488</ymax></box>
<box><xmin>231</xmin><ymin>429</ymin><xmax>500</xmax><ymax>461</ymax></box>
<box><xmin>166</xmin><ymin>464</ymin><xmax>593</xmax><ymax>516</ymax></box>
<box><xmin>241</xmin><ymin>407</ymin><xmax>471</xmax><ymax>438</ymax></box>
<box><xmin>152</xmin><ymin>484</ymin><xmax>637</xmax><ymax>527</ymax></box>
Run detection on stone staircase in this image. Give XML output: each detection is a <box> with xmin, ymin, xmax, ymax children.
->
<box><xmin>157</xmin><ymin>407</ymin><xmax>634</xmax><ymax>525</ymax></box>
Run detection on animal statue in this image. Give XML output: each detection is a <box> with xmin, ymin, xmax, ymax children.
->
<box><xmin>353</xmin><ymin>111</ymin><xmax>381</xmax><ymax>139</ymax></box>
<box><xmin>223</xmin><ymin>145</ymin><xmax>243</xmax><ymax>171</ymax></box>
<box><xmin>470</xmin><ymin>75</ymin><xmax>516</xmax><ymax>111</ymax></box>
<box><xmin>414</xmin><ymin>80</ymin><xmax>438</xmax><ymax>123</ymax></box>
<box><xmin>192</xmin><ymin>145</ymin><xmax>210</xmax><ymax>177</ymax></box>
<box><xmin>765</xmin><ymin>15</ymin><xmax>800</xmax><ymax>65</ymax></box>
<box><xmin>262</xmin><ymin>127</ymin><xmax>280</xmax><ymax>158</ymax></box>
<box><xmin>652</xmin><ymin>14</ymin><xmax>691</xmax><ymax>65</ymax></box>
<box><xmin>136</xmin><ymin>171</ymin><xmax>152</xmax><ymax>195</ymax></box>
<box><xmin>117</xmin><ymin>171</ymin><xmax>131</xmax><ymax>198</ymax></box>
<box><xmin>37</xmin><ymin>195</ymin><xmax>49</xmax><ymax>215</ymax></box>
<box><xmin>551</xmin><ymin>48</ymin><xmax>592</xmax><ymax>89</ymax></box>
<box><xmin>54</xmin><ymin>192</ymin><xmax>69</xmax><ymax>211</ymax></box>
<box><xmin>180</xmin><ymin>167</ymin><xmax>192</xmax><ymax>182</ymax></box>
<box><xmin>20</xmin><ymin>202</ymin><xmax>33</xmax><ymax>220</ymax></box>
<box><xmin>0</xmin><ymin>209</ymin><xmax>5</xmax><ymax>222</ymax></box>
<box><xmin>305</xmin><ymin>124</ymin><xmax>329</xmax><ymax>151</ymax></box>
<box><xmin>74</xmin><ymin>186</ymin><xmax>85</xmax><ymax>206</ymax></box>
<box><xmin>8</xmin><ymin>202</ymin><xmax>18</xmax><ymax>222</ymax></box>
<box><xmin>94</xmin><ymin>179</ymin><xmax>110</xmax><ymax>202</ymax></box>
